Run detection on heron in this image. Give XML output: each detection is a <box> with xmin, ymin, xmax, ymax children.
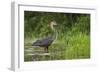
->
<box><xmin>32</xmin><ymin>21</ymin><xmax>58</xmax><ymax>53</ymax></box>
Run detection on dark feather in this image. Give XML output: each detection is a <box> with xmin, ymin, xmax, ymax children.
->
<box><xmin>32</xmin><ymin>36</ymin><xmax>54</xmax><ymax>47</ymax></box>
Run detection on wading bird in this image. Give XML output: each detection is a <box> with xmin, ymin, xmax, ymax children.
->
<box><xmin>32</xmin><ymin>21</ymin><xmax>58</xmax><ymax>53</ymax></box>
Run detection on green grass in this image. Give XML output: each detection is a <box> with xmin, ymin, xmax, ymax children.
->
<box><xmin>65</xmin><ymin>34</ymin><xmax>90</xmax><ymax>59</ymax></box>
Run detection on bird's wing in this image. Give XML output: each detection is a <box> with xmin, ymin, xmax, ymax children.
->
<box><xmin>33</xmin><ymin>36</ymin><xmax>54</xmax><ymax>46</ymax></box>
<box><xmin>32</xmin><ymin>40</ymin><xmax>42</xmax><ymax>46</ymax></box>
<box><xmin>40</xmin><ymin>37</ymin><xmax>54</xmax><ymax>45</ymax></box>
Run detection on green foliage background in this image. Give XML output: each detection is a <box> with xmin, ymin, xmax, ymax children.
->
<box><xmin>24</xmin><ymin>11</ymin><xmax>90</xmax><ymax>61</ymax></box>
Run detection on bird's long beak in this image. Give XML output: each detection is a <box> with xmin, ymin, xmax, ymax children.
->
<box><xmin>53</xmin><ymin>24</ymin><xmax>58</xmax><ymax>28</ymax></box>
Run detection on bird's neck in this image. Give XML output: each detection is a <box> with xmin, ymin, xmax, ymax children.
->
<box><xmin>51</xmin><ymin>25</ymin><xmax>55</xmax><ymax>31</ymax></box>
<box><xmin>50</xmin><ymin>25</ymin><xmax>58</xmax><ymax>41</ymax></box>
<box><xmin>52</xmin><ymin>30</ymin><xmax>58</xmax><ymax>41</ymax></box>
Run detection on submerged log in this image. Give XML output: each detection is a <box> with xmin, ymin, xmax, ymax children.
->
<box><xmin>27</xmin><ymin>53</ymin><xmax>50</xmax><ymax>56</ymax></box>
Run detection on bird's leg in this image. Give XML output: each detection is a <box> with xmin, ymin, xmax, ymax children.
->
<box><xmin>46</xmin><ymin>46</ymin><xmax>49</xmax><ymax>53</ymax></box>
<box><xmin>45</xmin><ymin>46</ymin><xmax>48</xmax><ymax>53</ymax></box>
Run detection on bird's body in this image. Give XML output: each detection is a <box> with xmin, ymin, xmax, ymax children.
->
<box><xmin>33</xmin><ymin>36</ymin><xmax>54</xmax><ymax>47</ymax></box>
<box><xmin>32</xmin><ymin>36</ymin><xmax>54</xmax><ymax>53</ymax></box>
<box><xmin>32</xmin><ymin>21</ymin><xmax>58</xmax><ymax>53</ymax></box>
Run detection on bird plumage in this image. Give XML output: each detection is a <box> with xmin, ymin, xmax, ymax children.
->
<box><xmin>32</xmin><ymin>21</ymin><xmax>58</xmax><ymax>53</ymax></box>
<box><xmin>32</xmin><ymin>36</ymin><xmax>54</xmax><ymax>47</ymax></box>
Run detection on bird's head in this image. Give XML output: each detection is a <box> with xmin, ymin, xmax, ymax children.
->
<box><xmin>49</xmin><ymin>21</ymin><xmax>57</xmax><ymax>30</ymax></box>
